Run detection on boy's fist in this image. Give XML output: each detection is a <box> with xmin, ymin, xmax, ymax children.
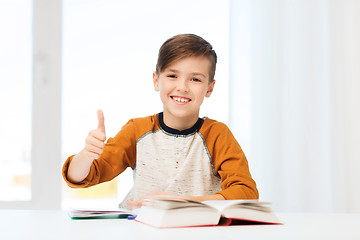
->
<box><xmin>83</xmin><ymin>110</ymin><xmax>107</xmax><ymax>160</ymax></box>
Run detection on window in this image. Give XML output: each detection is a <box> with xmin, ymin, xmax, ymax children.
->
<box><xmin>0</xmin><ymin>0</ymin><xmax>32</xmax><ymax>202</ymax></box>
<box><xmin>0</xmin><ymin>0</ymin><xmax>62</xmax><ymax>210</ymax></box>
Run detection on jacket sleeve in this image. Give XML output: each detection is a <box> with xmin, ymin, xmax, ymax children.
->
<box><xmin>62</xmin><ymin>119</ymin><xmax>137</xmax><ymax>188</ymax></box>
<box><xmin>204</xmin><ymin>121</ymin><xmax>259</xmax><ymax>199</ymax></box>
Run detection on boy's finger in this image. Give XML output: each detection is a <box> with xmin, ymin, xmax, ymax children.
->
<box><xmin>86</xmin><ymin>134</ymin><xmax>105</xmax><ymax>148</ymax></box>
<box><xmin>85</xmin><ymin>144</ymin><xmax>104</xmax><ymax>155</ymax></box>
<box><xmin>97</xmin><ymin>109</ymin><xmax>106</xmax><ymax>134</ymax></box>
<box><xmin>89</xmin><ymin>129</ymin><xmax>106</xmax><ymax>142</ymax></box>
<box><xmin>125</xmin><ymin>200</ymin><xmax>143</xmax><ymax>207</ymax></box>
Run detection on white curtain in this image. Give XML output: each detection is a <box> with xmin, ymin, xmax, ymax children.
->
<box><xmin>229</xmin><ymin>0</ymin><xmax>360</xmax><ymax>213</ymax></box>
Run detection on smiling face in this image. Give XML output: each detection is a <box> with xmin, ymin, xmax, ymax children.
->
<box><xmin>153</xmin><ymin>56</ymin><xmax>215</xmax><ymax>130</ymax></box>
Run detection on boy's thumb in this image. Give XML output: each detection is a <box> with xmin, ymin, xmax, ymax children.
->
<box><xmin>97</xmin><ymin>109</ymin><xmax>106</xmax><ymax>134</ymax></box>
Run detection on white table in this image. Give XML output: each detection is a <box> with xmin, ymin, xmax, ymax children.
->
<box><xmin>0</xmin><ymin>210</ymin><xmax>359</xmax><ymax>240</ymax></box>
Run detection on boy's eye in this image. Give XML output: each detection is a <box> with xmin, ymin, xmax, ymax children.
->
<box><xmin>191</xmin><ymin>78</ymin><xmax>201</xmax><ymax>82</ymax></box>
<box><xmin>167</xmin><ymin>74</ymin><xmax>176</xmax><ymax>78</ymax></box>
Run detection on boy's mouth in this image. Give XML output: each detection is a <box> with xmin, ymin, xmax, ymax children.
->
<box><xmin>171</xmin><ymin>96</ymin><xmax>191</xmax><ymax>103</ymax></box>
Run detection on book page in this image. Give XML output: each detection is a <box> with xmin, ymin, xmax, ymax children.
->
<box><xmin>202</xmin><ymin>200</ymin><xmax>270</xmax><ymax>212</ymax></box>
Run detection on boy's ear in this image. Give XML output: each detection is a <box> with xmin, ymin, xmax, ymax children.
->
<box><xmin>153</xmin><ymin>72</ymin><xmax>159</xmax><ymax>91</ymax></box>
<box><xmin>205</xmin><ymin>80</ymin><xmax>216</xmax><ymax>98</ymax></box>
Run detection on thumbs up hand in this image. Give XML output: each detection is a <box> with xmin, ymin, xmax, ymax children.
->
<box><xmin>83</xmin><ymin>110</ymin><xmax>107</xmax><ymax>160</ymax></box>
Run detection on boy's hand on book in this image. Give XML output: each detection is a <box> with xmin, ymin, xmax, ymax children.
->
<box><xmin>126</xmin><ymin>192</ymin><xmax>226</xmax><ymax>207</ymax></box>
<box><xmin>126</xmin><ymin>191</ymin><xmax>177</xmax><ymax>207</ymax></box>
<box><xmin>83</xmin><ymin>110</ymin><xmax>107</xmax><ymax>160</ymax></box>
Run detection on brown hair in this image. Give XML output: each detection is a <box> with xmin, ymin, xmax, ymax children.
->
<box><xmin>156</xmin><ymin>34</ymin><xmax>217</xmax><ymax>83</ymax></box>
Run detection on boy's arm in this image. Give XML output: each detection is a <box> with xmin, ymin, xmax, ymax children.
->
<box><xmin>63</xmin><ymin>116</ymin><xmax>139</xmax><ymax>188</ymax></box>
<box><xmin>203</xmin><ymin>121</ymin><xmax>259</xmax><ymax>200</ymax></box>
<box><xmin>66</xmin><ymin>110</ymin><xmax>106</xmax><ymax>183</ymax></box>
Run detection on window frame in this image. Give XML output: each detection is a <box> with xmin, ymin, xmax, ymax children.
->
<box><xmin>0</xmin><ymin>0</ymin><xmax>62</xmax><ymax>209</ymax></box>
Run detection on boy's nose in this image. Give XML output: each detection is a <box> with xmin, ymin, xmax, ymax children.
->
<box><xmin>177</xmin><ymin>79</ymin><xmax>189</xmax><ymax>92</ymax></box>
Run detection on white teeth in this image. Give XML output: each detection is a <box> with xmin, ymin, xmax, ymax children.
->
<box><xmin>173</xmin><ymin>97</ymin><xmax>189</xmax><ymax>103</ymax></box>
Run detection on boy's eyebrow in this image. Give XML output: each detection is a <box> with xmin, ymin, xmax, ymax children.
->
<box><xmin>192</xmin><ymin>72</ymin><xmax>207</xmax><ymax>78</ymax></box>
<box><xmin>166</xmin><ymin>69</ymin><xmax>207</xmax><ymax>78</ymax></box>
<box><xmin>166</xmin><ymin>69</ymin><xmax>179</xmax><ymax>73</ymax></box>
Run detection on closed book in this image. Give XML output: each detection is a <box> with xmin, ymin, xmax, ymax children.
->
<box><xmin>69</xmin><ymin>208</ymin><xmax>135</xmax><ymax>220</ymax></box>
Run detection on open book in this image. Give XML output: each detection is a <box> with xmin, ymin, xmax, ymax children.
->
<box><xmin>68</xmin><ymin>208</ymin><xmax>136</xmax><ymax>220</ymax></box>
<box><xmin>135</xmin><ymin>198</ymin><xmax>281</xmax><ymax>228</ymax></box>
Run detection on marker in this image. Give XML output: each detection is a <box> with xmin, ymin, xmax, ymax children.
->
<box><xmin>127</xmin><ymin>215</ymin><xmax>137</xmax><ymax>220</ymax></box>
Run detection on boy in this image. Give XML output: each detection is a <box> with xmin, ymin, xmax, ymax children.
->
<box><xmin>62</xmin><ymin>34</ymin><xmax>258</xmax><ymax>209</ymax></box>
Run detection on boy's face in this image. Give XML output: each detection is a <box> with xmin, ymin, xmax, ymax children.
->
<box><xmin>153</xmin><ymin>56</ymin><xmax>215</xmax><ymax>129</ymax></box>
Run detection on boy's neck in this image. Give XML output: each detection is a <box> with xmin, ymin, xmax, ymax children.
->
<box><xmin>162</xmin><ymin>111</ymin><xmax>200</xmax><ymax>131</ymax></box>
